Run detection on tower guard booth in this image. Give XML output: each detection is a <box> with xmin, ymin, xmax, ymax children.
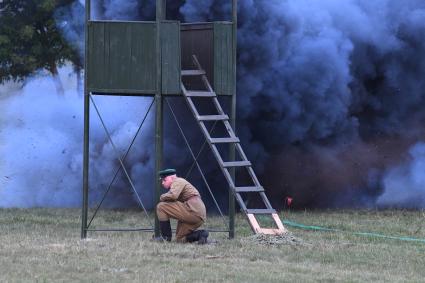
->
<box><xmin>82</xmin><ymin>0</ymin><xmax>286</xmax><ymax>239</ymax></box>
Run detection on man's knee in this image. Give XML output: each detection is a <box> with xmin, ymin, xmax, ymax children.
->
<box><xmin>156</xmin><ymin>202</ymin><xmax>166</xmax><ymax>212</ymax></box>
<box><xmin>156</xmin><ymin>202</ymin><xmax>169</xmax><ymax>221</ymax></box>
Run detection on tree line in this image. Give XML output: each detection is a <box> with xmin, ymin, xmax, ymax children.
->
<box><xmin>0</xmin><ymin>0</ymin><xmax>83</xmax><ymax>94</ymax></box>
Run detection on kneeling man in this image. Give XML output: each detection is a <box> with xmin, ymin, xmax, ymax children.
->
<box><xmin>154</xmin><ymin>169</ymin><xmax>208</xmax><ymax>244</ymax></box>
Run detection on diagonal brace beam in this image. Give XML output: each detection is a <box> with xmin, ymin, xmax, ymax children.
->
<box><xmin>89</xmin><ymin>95</ymin><xmax>153</xmax><ymax>229</ymax></box>
<box><xmin>87</xmin><ymin>98</ymin><xmax>155</xmax><ymax>229</ymax></box>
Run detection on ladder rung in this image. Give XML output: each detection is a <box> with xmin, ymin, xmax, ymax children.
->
<box><xmin>186</xmin><ymin>91</ymin><xmax>216</xmax><ymax>97</ymax></box>
<box><xmin>233</xmin><ymin>186</ymin><xmax>264</xmax><ymax>193</ymax></box>
<box><xmin>222</xmin><ymin>160</ymin><xmax>251</xmax><ymax>167</ymax></box>
<box><xmin>246</xmin><ymin>209</ymin><xmax>276</xmax><ymax>214</ymax></box>
<box><xmin>181</xmin><ymin>70</ymin><xmax>206</xmax><ymax>76</ymax></box>
<box><xmin>198</xmin><ymin>114</ymin><xmax>229</xmax><ymax>121</ymax></box>
<box><xmin>210</xmin><ymin>137</ymin><xmax>240</xmax><ymax>144</ymax></box>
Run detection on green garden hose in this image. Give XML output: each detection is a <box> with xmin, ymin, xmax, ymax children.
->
<box><xmin>283</xmin><ymin>220</ymin><xmax>425</xmax><ymax>243</ymax></box>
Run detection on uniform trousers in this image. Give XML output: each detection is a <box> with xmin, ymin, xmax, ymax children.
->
<box><xmin>156</xmin><ymin>201</ymin><xmax>204</xmax><ymax>241</ymax></box>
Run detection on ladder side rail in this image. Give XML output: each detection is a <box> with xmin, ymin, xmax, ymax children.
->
<box><xmin>199</xmin><ymin>79</ymin><xmax>226</xmax><ymax>117</ymax></box>
<box><xmin>190</xmin><ymin>56</ymin><xmax>214</xmax><ymax>94</ymax></box>
<box><xmin>210</xmin><ymin>145</ymin><xmax>236</xmax><ymax>187</ymax></box>
<box><xmin>235</xmin><ymin>143</ymin><xmax>254</xmax><ymax>166</ymax></box>
<box><xmin>197</xmin><ymin>121</ymin><xmax>214</xmax><ymax>143</ymax></box>
<box><xmin>235</xmin><ymin>192</ymin><xmax>248</xmax><ymax>212</ymax></box>
<box><xmin>235</xmin><ymin>142</ymin><xmax>263</xmax><ymax>187</ymax></box>
<box><xmin>184</xmin><ymin>96</ymin><xmax>201</xmax><ymax>119</ymax></box>
<box><xmin>190</xmin><ymin>55</ymin><xmax>231</xmax><ymax>124</ymax></box>
<box><xmin>245</xmin><ymin>165</ymin><xmax>274</xmax><ymax>209</ymax></box>
<box><xmin>202</xmin><ymin>75</ymin><xmax>214</xmax><ymax>92</ymax></box>
<box><xmin>247</xmin><ymin>167</ymin><xmax>262</xmax><ymax>187</ymax></box>
<box><xmin>190</xmin><ymin>55</ymin><xmax>227</xmax><ymax>117</ymax></box>
<box><xmin>200</xmin><ymin>78</ymin><xmax>227</xmax><ymax>117</ymax></box>
<box><xmin>236</xmin><ymin>143</ymin><xmax>262</xmax><ymax>185</ymax></box>
<box><xmin>199</xmin><ymin>126</ymin><xmax>245</xmax><ymax>196</ymax></box>
<box><xmin>233</xmin><ymin>136</ymin><xmax>276</xmax><ymax>209</ymax></box>
<box><xmin>211</xmin><ymin>97</ymin><xmax>226</xmax><ymax>116</ymax></box>
<box><xmin>232</xmin><ymin>135</ymin><xmax>250</xmax><ymax>162</ymax></box>
<box><xmin>210</xmin><ymin>144</ymin><xmax>253</xmax><ymax>215</ymax></box>
<box><xmin>222</xmin><ymin>120</ymin><xmax>238</xmax><ymax>139</ymax></box>
<box><xmin>259</xmin><ymin>192</ymin><xmax>274</xmax><ymax>210</ymax></box>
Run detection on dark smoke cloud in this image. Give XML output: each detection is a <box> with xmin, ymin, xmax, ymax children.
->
<box><xmin>95</xmin><ymin>0</ymin><xmax>139</xmax><ymax>20</ymax></box>
<box><xmin>234</xmin><ymin>0</ymin><xmax>425</xmax><ymax>146</ymax></box>
<box><xmin>181</xmin><ymin>0</ymin><xmax>425</xmax><ymax>208</ymax></box>
<box><xmin>91</xmin><ymin>0</ymin><xmax>156</xmax><ymax>21</ymax></box>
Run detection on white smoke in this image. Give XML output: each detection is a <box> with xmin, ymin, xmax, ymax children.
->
<box><xmin>0</xmin><ymin>65</ymin><xmax>155</xmax><ymax>208</ymax></box>
<box><xmin>0</xmin><ymin>67</ymin><xmax>82</xmax><ymax>207</ymax></box>
<box><xmin>377</xmin><ymin>142</ymin><xmax>425</xmax><ymax>208</ymax></box>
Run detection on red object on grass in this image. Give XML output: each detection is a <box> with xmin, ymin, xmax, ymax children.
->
<box><xmin>285</xmin><ymin>197</ymin><xmax>293</xmax><ymax>207</ymax></box>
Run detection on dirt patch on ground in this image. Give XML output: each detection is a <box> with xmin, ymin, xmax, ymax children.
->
<box><xmin>241</xmin><ymin>232</ymin><xmax>307</xmax><ymax>246</ymax></box>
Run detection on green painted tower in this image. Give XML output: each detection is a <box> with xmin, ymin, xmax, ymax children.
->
<box><xmin>82</xmin><ymin>1</ymin><xmax>286</xmax><ymax>239</ymax></box>
<box><xmin>82</xmin><ymin>0</ymin><xmax>238</xmax><ymax>239</ymax></box>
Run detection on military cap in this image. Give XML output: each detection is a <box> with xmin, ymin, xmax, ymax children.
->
<box><xmin>158</xmin><ymin>168</ymin><xmax>177</xmax><ymax>179</ymax></box>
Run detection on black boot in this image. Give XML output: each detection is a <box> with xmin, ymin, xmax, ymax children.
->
<box><xmin>186</xmin><ymin>230</ymin><xmax>201</xmax><ymax>243</ymax></box>
<box><xmin>160</xmin><ymin>220</ymin><xmax>172</xmax><ymax>241</ymax></box>
<box><xmin>186</xmin><ymin>230</ymin><xmax>209</xmax><ymax>244</ymax></box>
<box><xmin>151</xmin><ymin>220</ymin><xmax>172</xmax><ymax>242</ymax></box>
<box><xmin>197</xmin><ymin>230</ymin><xmax>209</xmax><ymax>245</ymax></box>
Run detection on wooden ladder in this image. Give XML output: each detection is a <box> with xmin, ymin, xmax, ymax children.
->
<box><xmin>180</xmin><ymin>55</ymin><xmax>286</xmax><ymax>235</ymax></box>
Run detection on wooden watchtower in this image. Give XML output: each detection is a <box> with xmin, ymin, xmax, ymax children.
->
<box><xmin>81</xmin><ymin>0</ymin><xmax>286</xmax><ymax>239</ymax></box>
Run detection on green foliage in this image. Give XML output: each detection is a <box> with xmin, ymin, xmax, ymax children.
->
<box><xmin>0</xmin><ymin>0</ymin><xmax>78</xmax><ymax>85</ymax></box>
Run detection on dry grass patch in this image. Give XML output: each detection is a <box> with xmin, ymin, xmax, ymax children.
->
<box><xmin>0</xmin><ymin>208</ymin><xmax>424</xmax><ymax>282</ymax></box>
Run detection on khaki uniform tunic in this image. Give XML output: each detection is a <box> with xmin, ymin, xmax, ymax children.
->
<box><xmin>156</xmin><ymin>177</ymin><xmax>207</xmax><ymax>241</ymax></box>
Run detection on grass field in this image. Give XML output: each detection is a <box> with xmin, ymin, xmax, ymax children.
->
<box><xmin>1</xmin><ymin>208</ymin><xmax>424</xmax><ymax>282</ymax></box>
